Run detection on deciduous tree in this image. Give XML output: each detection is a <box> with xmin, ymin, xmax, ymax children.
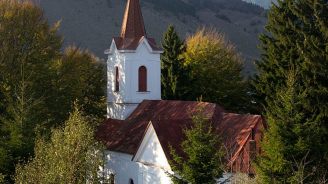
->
<box><xmin>49</xmin><ymin>46</ymin><xmax>106</xmax><ymax>124</ymax></box>
<box><xmin>0</xmin><ymin>0</ymin><xmax>61</xmax><ymax>181</ymax></box>
<box><xmin>15</xmin><ymin>106</ymin><xmax>108</xmax><ymax>184</ymax></box>
<box><xmin>183</xmin><ymin>28</ymin><xmax>249</xmax><ymax>113</ymax></box>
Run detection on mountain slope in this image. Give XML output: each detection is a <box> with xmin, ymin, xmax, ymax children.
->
<box><xmin>39</xmin><ymin>0</ymin><xmax>267</xmax><ymax>74</ymax></box>
<box><xmin>242</xmin><ymin>0</ymin><xmax>277</xmax><ymax>9</ymax></box>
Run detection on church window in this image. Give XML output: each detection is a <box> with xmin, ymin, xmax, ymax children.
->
<box><xmin>115</xmin><ymin>66</ymin><xmax>119</xmax><ymax>92</ymax></box>
<box><xmin>129</xmin><ymin>179</ymin><xmax>134</xmax><ymax>184</ymax></box>
<box><xmin>138</xmin><ymin>66</ymin><xmax>147</xmax><ymax>92</ymax></box>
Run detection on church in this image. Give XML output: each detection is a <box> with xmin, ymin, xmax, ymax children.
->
<box><xmin>96</xmin><ymin>0</ymin><xmax>266</xmax><ymax>183</ymax></box>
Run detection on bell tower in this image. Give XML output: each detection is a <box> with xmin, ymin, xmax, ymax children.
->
<box><xmin>105</xmin><ymin>0</ymin><xmax>162</xmax><ymax>120</ymax></box>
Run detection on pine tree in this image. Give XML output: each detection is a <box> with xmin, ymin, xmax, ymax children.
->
<box><xmin>253</xmin><ymin>0</ymin><xmax>328</xmax><ymax>180</ymax></box>
<box><xmin>170</xmin><ymin>111</ymin><xmax>225</xmax><ymax>184</ymax></box>
<box><xmin>255</xmin><ymin>70</ymin><xmax>318</xmax><ymax>183</ymax></box>
<box><xmin>161</xmin><ymin>25</ymin><xmax>187</xmax><ymax>100</ymax></box>
<box><xmin>253</xmin><ymin>0</ymin><xmax>328</xmax><ymax>109</ymax></box>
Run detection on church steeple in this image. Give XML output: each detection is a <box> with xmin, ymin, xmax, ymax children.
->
<box><xmin>106</xmin><ymin>0</ymin><xmax>162</xmax><ymax>120</ymax></box>
<box><xmin>120</xmin><ymin>0</ymin><xmax>146</xmax><ymax>39</ymax></box>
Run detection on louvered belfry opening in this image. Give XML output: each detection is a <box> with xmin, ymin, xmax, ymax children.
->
<box><xmin>138</xmin><ymin>66</ymin><xmax>147</xmax><ymax>92</ymax></box>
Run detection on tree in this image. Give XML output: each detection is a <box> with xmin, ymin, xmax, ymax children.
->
<box><xmin>14</xmin><ymin>106</ymin><xmax>108</xmax><ymax>184</ymax></box>
<box><xmin>161</xmin><ymin>25</ymin><xmax>187</xmax><ymax>100</ymax></box>
<box><xmin>0</xmin><ymin>0</ymin><xmax>61</xmax><ymax>181</ymax></box>
<box><xmin>253</xmin><ymin>0</ymin><xmax>328</xmax><ymax>109</ymax></box>
<box><xmin>49</xmin><ymin>46</ymin><xmax>106</xmax><ymax>124</ymax></box>
<box><xmin>182</xmin><ymin>28</ymin><xmax>248</xmax><ymax>113</ymax></box>
<box><xmin>170</xmin><ymin>111</ymin><xmax>225</xmax><ymax>184</ymax></box>
<box><xmin>0</xmin><ymin>1</ymin><xmax>106</xmax><ymax>181</ymax></box>
<box><xmin>256</xmin><ymin>70</ymin><xmax>327</xmax><ymax>183</ymax></box>
<box><xmin>0</xmin><ymin>62</ymin><xmax>42</xmax><ymax>183</ymax></box>
<box><xmin>253</xmin><ymin>0</ymin><xmax>328</xmax><ymax>180</ymax></box>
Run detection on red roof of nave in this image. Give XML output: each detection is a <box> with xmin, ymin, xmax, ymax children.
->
<box><xmin>96</xmin><ymin>100</ymin><xmax>265</xmax><ymax>173</ymax></box>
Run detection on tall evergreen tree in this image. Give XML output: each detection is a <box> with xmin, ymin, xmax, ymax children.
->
<box><xmin>255</xmin><ymin>70</ymin><xmax>326</xmax><ymax>183</ymax></box>
<box><xmin>170</xmin><ymin>112</ymin><xmax>225</xmax><ymax>184</ymax></box>
<box><xmin>161</xmin><ymin>25</ymin><xmax>186</xmax><ymax>100</ymax></box>
<box><xmin>254</xmin><ymin>0</ymin><xmax>328</xmax><ymax>182</ymax></box>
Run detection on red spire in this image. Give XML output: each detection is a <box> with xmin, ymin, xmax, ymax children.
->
<box><xmin>120</xmin><ymin>0</ymin><xmax>146</xmax><ymax>39</ymax></box>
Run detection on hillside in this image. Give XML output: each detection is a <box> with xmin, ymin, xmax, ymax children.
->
<box><xmin>39</xmin><ymin>0</ymin><xmax>267</xmax><ymax>74</ymax></box>
<box><xmin>242</xmin><ymin>0</ymin><xmax>276</xmax><ymax>9</ymax></box>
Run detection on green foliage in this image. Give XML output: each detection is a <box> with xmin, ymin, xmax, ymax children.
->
<box><xmin>49</xmin><ymin>46</ymin><xmax>106</xmax><ymax>124</ymax></box>
<box><xmin>170</xmin><ymin>112</ymin><xmax>225</xmax><ymax>184</ymax></box>
<box><xmin>0</xmin><ymin>0</ymin><xmax>61</xmax><ymax>181</ymax></box>
<box><xmin>230</xmin><ymin>173</ymin><xmax>259</xmax><ymax>184</ymax></box>
<box><xmin>0</xmin><ymin>1</ymin><xmax>106</xmax><ymax>182</ymax></box>
<box><xmin>182</xmin><ymin>28</ymin><xmax>249</xmax><ymax>113</ymax></box>
<box><xmin>254</xmin><ymin>0</ymin><xmax>328</xmax><ymax>182</ymax></box>
<box><xmin>14</xmin><ymin>106</ymin><xmax>107</xmax><ymax>184</ymax></box>
<box><xmin>256</xmin><ymin>70</ymin><xmax>328</xmax><ymax>183</ymax></box>
<box><xmin>161</xmin><ymin>25</ymin><xmax>187</xmax><ymax>100</ymax></box>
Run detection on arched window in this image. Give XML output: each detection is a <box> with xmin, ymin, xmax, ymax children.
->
<box><xmin>138</xmin><ymin>66</ymin><xmax>147</xmax><ymax>92</ymax></box>
<box><xmin>129</xmin><ymin>179</ymin><xmax>134</xmax><ymax>184</ymax></box>
<box><xmin>115</xmin><ymin>66</ymin><xmax>119</xmax><ymax>92</ymax></box>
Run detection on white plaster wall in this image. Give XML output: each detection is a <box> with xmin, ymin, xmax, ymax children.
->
<box><xmin>124</xmin><ymin>40</ymin><xmax>161</xmax><ymax>104</ymax></box>
<box><xmin>107</xmin><ymin>103</ymin><xmax>139</xmax><ymax>120</ymax></box>
<box><xmin>135</xmin><ymin>124</ymin><xmax>171</xmax><ymax>171</ymax></box>
<box><xmin>105</xmin><ymin>150</ymin><xmax>172</xmax><ymax>184</ymax></box>
<box><xmin>105</xmin><ymin>124</ymin><xmax>172</xmax><ymax>184</ymax></box>
<box><xmin>105</xmin><ymin>151</ymin><xmax>139</xmax><ymax>184</ymax></box>
<box><xmin>106</xmin><ymin>39</ymin><xmax>161</xmax><ymax>120</ymax></box>
<box><xmin>139</xmin><ymin>164</ymin><xmax>172</xmax><ymax>184</ymax></box>
<box><xmin>135</xmin><ymin>124</ymin><xmax>172</xmax><ymax>184</ymax></box>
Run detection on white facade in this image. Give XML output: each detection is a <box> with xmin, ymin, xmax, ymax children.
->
<box><xmin>105</xmin><ymin>123</ymin><xmax>173</xmax><ymax>184</ymax></box>
<box><xmin>106</xmin><ymin>37</ymin><xmax>162</xmax><ymax>120</ymax></box>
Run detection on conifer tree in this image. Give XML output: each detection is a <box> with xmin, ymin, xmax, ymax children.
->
<box><xmin>161</xmin><ymin>25</ymin><xmax>186</xmax><ymax>100</ymax></box>
<box><xmin>253</xmin><ymin>0</ymin><xmax>328</xmax><ymax>109</ymax></box>
<box><xmin>253</xmin><ymin>0</ymin><xmax>328</xmax><ymax>179</ymax></box>
<box><xmin>170</xmin><ymin>112</ymin><xmax>225</xmax><ymax>184</ymax></box>
<box><xmin>255</xmin><ymin>70</ymin><xmax>321</xmax><ymax>183</ymax></box>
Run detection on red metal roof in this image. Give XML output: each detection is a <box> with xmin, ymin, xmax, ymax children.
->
<box><xmin>120</xmin><ymin>0</ymin><xmax>146</xmax><ymax>39</ymax></box>
<box><xmin>96</xmin><ymin>100</ymin><xmax>265</xmax><ymax>173</ymax></box>
<box><xmin>110</xmin><ymin>0</ymin><xmax>161</xmax><ymax>51</ymax></box>
<box><xmin>113</xmin><ymin>36</ymin><xmax>161</xmax><ymax>51</ymax></box>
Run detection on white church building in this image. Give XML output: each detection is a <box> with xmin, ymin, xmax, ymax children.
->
<box><xmin>96</xmin><ymin>0</ymin><xmax>265</xmax><ymax>183</ymax></box>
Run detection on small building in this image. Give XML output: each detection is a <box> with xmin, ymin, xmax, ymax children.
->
<box><xmin>96</xmin><ymin>0</ymin><xmax>265</xmax><ymax>183</ymax></box>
